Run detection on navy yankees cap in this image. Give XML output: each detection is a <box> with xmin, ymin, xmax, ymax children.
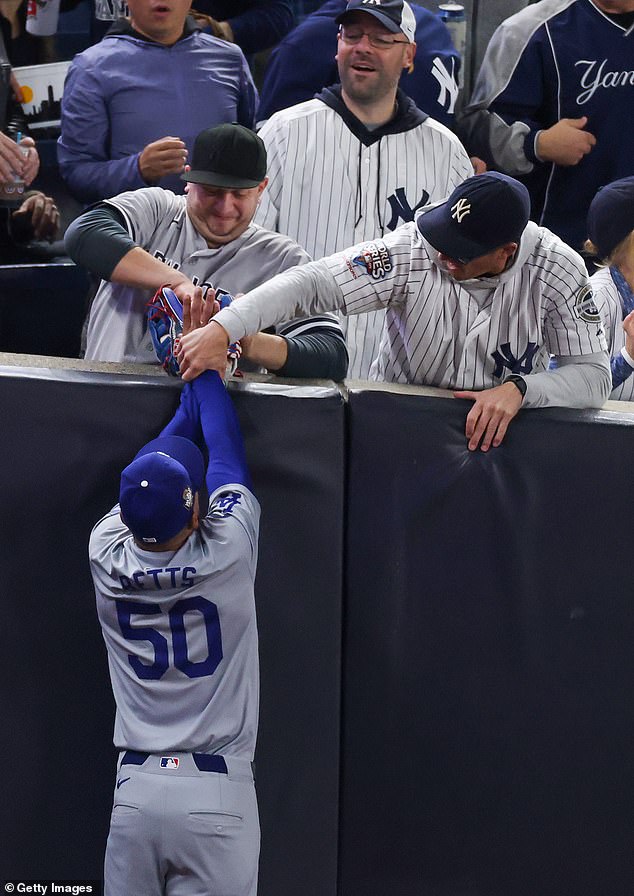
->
<box><xmin>336</xmin><ymin>0</ymin><xmax>416</xmax><ymax>42</ymax></box>
<box><xmin>182</xmin><ymin>124</ymin><xmax>267</xmax><ymax>189</ymax></box>
<box><xmin>416</xmin><ymin>172</ymin><xmax>531</xmax><ymax>263</ymax></box>
<box><xmin>119</xmin><ymin>435</ymin><xmax>205</xmax><ymax>545</ymax></box>
<box><xmin>587</xmin><ymin>176</ymin><xmax>634</xmax><ymax>260</ymax></box>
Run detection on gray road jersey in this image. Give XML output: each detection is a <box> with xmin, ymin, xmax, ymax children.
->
<box><xmin>89</xmin><ymin>484</ymin><xmax>260</xmax><ymax>758</ymax></box>
<box><xmin>84</xmin><ymin>188</ymin><xmax>312</xmax><ymax>364</ymax></box>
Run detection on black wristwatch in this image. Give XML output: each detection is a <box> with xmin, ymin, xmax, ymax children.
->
<box><xmin>504</xmin><ymin>374</ymin><xmax>527</xmax><ymax>399</ymax></box>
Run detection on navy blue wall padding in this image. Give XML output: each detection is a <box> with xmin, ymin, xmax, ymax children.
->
<box><xmin>4</xmin><ymin>365</ymin><xmax>634</xmax><ymax>896</ymax></box>
<box><xmin>0</xmin><ymin>263</ymin><xmax>89</xmax><ymax>356</ymax></box>
<box><xmin>340</xmin><ymin>388</ymin><xmax>634</xmax><ymax>896</ymax></box>
<box><xmin>0</xmin><ymin>368</ymin><xmax>343</xmax><ymax>896</ymax></box>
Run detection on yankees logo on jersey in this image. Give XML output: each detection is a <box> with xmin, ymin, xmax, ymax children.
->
<box><xmin>386</xmin><ymin>187</ymin><xmax>430</xmax><ymax>231</ymax></box>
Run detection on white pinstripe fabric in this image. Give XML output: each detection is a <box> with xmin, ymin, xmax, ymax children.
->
<box><xmin>255</xmin><ymin>100</ymin><xmax>473</xmax><ymax>377</ymax></box>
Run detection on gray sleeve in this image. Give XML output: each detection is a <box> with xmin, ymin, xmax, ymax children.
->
<box><xmin>64</xmin><ymin>204</ymin><xmax>136</xmax><ymax>279</ymax></box>
<box><xmin>215</xmin><ymin>261</ymin><xmax>345</xmax><ymax>343</ymax></box>
<box><xmin>457</xmin><ymin>8</ymin><xmax>551</xmax><ymax>174</ymax></box>
<box><xmin>523</xmin><ymin>352</ymin><xmax>611</xmax><ymax>409</ymax></box>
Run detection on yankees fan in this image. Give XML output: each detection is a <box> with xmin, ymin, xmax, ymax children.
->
<box><xmin>89</xmin><ymin>362</ymin><xmax>260</xmax><ymax>895</ymax></box>
<box><xmin>583</xmin><ymin>176</ymin><xmax>634</xmax><ymax>400</ymax></box>
<box><xmin>65</xmin><ymin>124</ymin><xmax>347</xmax><ymax>379</ymax></box>
<box><xmin>458</xmin><ymin>0</ymin><xmax>634</xmax><ymax>252</ymax></box>
<box><xmin>177</xmin><ymin>173</ymin><xmax>611</xmax><ymax>451</ymax></box>
<box><xmin>256</xmin><ymin>0</ymin><xmax>462</xmax><ymax>127</ymax></box>
<box><xmin>254</xmin><ymin>0</ymin><xmax>473</xmax><ymax>378</ymax></box>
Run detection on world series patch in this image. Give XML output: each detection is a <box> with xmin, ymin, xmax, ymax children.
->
<box><xmin>574</xmin><ymin>285</ymin><xmax>601</xmax><ymax>323</ymax></box>
<box><xmin>351</xmin><ymin>240</ymin><xmax>393</xmax><ymax>280</ymax></box>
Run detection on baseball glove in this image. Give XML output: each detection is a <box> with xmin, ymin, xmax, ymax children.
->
<box><xmin>147</xmin><ymin>285</ymin><xmax>184</xmax><ymax>376</ymax></box>
<box><xmin>147</xmin><ymin>286</ymin><xmax>242</xmax><ymax>379</ymax></box>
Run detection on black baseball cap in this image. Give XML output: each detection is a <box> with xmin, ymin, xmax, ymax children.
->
<box><xmin>336</xmin><ymin>0</ymin><xmax>416</xmax><ymax>42</ymax></box>
<box><xmin>416</xmin><ymin>172</ymin><xmax>531</xmax><ymax>263</ymax></box>
<box><xmin>182</xmin><ymin>124</ymin><xmax>267</xmax><ymax>189</ymax></box>
<box><xmin>587</xmin><ymin>176</ymin><xmax>634</xmax><ymax>260</ymax></box>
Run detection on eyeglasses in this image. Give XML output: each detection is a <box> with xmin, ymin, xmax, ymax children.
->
<box><xmin>338</xmin><ymin>28</ymin><xmax>409</xmax><ymax>49</ymax></box>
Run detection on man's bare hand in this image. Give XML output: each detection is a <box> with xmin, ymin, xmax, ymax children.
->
<box><xmin>13</xmin><ymin>191</ymin><xmax>59</xmax><ymax>240</ymax></box>
<box><xmin>0</xmin><ymin>131</ymin><xmax>28</xmax><ymax>183</ymax></box>
<box><xmin>182</xmin><ymin>287</ymin><xmax>218</xmax><ymax>336</ymax></box>
<box><xmin>177</xmin><ymin>317</ymin><xmax>230</xmax><ymax>381</ymax></box>
<box><xmin>536</xmin><ymin>117</ymin><xmax>596</xmax><ymax>166</ymax></box>
<box><xmin>19</xmin><ymin>137</ymin><xmax>40</xmax><ymax>186</ymax></box>
<box><xmin>138</xmin><ymin>136</ymin><xmax>188</xmax><ymax>183</ymax></box>
<box><xmin>453</xmin><ymin>382</ymin><xmax>524</xmax><ymax>452</ymax></box>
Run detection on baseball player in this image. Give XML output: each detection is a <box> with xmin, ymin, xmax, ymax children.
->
<box><xmin>65</xmin><ymin>124</ymin><xmax>347</xmax><ymax>380</ymax></box>
<box><xmin>177</xmin><ymin>173</ymin><xmax>611</xmax><ymax>451</ymax></box>
<box><xmin>89</xmin><ymin>358</ymin><xmax>260</xmax><ymax>895</ymax></box>
<box><xmin>253</xmin><ymin>0</ymin><xmax>473</xmax><ymax>378</ymax></box>
<box><xmin>583</xmin><ymin>175</ymin><xmax>634</xmax><ymax>401</ymax></box>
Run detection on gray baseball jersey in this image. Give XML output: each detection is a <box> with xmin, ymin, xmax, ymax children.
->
<box><xmin>215</xmin><ymin>220</ymin><xmax>609</xmax><ymax>407</ymax></box>
<box><xmin>89</xmin><ymin>483</ymin><xmax>260</xmax><ymax>756</ymax></box>
<box><xmin>591</xmin><ymin>266</ymin><xmax>634</xmax><ymax>401</ymax></box>
<box><xmin>254</xmin><ymin>93</ymin><xmax>473</xmax><ymax>377</ymax></box>
<box><xmin>84</xmin><ymin>187</ymin><xmax>314</xmax><ymax>364</ymax></box>
<box><xmin>90</xmin><ymin>481</ymin><xmax>260</xmax><ymax>895</ymax></box>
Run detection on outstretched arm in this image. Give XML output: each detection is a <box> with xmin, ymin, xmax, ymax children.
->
<box><xmin>191</xmin><ymin>371</ymin><xmax>251</xmax><ymax>493</ymax></box>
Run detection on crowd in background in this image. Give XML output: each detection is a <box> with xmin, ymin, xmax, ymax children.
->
<box><xmin>1</xmin><ymin>0</ymin><xmax>634</xmax><ymax>412</ymax></box>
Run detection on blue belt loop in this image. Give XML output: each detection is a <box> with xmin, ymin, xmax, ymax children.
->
<box><xmin>193</xmin><ymin>753</ymin><xmax>228</xmax><ymax>774</ymax></box>
<box><xmin>122</xmin><ymin>750</ymin><xmax>149</xmax><ymax>765</ymax></box>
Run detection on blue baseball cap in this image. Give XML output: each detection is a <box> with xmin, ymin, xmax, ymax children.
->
<box><xmin>417</xmin><ymin>172</ymin><xmax>531</xmax><ymax>263</ymax></box>
<box><xmin>587</xmin><ymin>176</ymin><xmax>634</xmax><ymax>260</ymax></box>
<box><xmin>119</xmin><ymin>435</ymin><xmax>205</xmax><ymax>545</ymax></box>
<box><xmin>336</xmin><ymin>0</ymin><xmax>416</xmax><ymax>42</ymax></box>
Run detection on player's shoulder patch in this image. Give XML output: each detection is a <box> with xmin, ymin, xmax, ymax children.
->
<box><xmin>347</xmin><ymin>240</ymin><xmax>393</xmax><ymax>280</ymax></box>
<box><xmin>573</xmin><ymin>285</ymin><xmax>601</xmax><ymax>323</ymax></box>
<box><xmin>210</xmin><ymin>489</ymin><xmax>243</xmax><ymax>519</ymax></box>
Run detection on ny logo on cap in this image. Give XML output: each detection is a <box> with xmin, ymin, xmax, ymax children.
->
<box><xmin>451</xmin><ymin>198</ymin><xmax>471</xmax><ymax>223</ymax></box>
<box><xmin>362</xmin><ymin>0</ymin><xmax>381</xmax><ymax>5</ymax></box>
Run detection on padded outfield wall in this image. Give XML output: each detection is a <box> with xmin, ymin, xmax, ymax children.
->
<box><xmin>2</xmin><ymin>362</ymin><xmax>633</xmax><ymax>896</ymax></box>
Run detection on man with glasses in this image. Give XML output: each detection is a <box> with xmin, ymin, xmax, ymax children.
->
<box><xmin>254</xmin><ymin>0</ymin><xmax>472</xmax><ymax>378</ymax></box>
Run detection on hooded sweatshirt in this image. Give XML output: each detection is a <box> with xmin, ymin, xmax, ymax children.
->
<box><xmin>58</xmin><ymin>17</ymin><xmax>257</xmax><ymax>203</ymax></box>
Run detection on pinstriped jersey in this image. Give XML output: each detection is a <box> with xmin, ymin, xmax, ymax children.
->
<box><xmin>254</xmin><ymin>88</ymin><xmax>473</xmax><ymax>378</ymax></box>
<box><xmin>591</xmin><ymin>266</ymin><xmax>634</xmax><ymax>401</ymax></box>
<box><xmin>85</xmin><ymin>188</ymin><xmax>341</xmax><ymax>364</ymax></box>
<box><xmin>315</xmin><ymin>219</ymin><xmax>607</xmax><ymax>389</ymax></box>
<box><xmin>90</xmin><ymin>484</ymin><xmax>260</xmax><ymax>757</ymax></box>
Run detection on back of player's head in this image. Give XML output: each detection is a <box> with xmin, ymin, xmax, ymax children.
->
<box><xmin>416</xmin><ymin>172</ymin><xmax>531</xmax><ymax>263</ymax></box>
<box><xmin>336</xmin><ymin>0</ymin><xmax>416</xmax><ymax>42</ymax></box>
<box><xmin>182</xmin><ymin>124</ymin><xmax>267</xmax><ymax>189</ymax></box>
<box><xmin>119</xmin><ymin>435</ymin><xmax>205</xmax><ymax>545</ymax></box>
<box><xmin>587</xmin><ymin>175</ymin><xmax>634</xmax><ymax>261</ymax></box>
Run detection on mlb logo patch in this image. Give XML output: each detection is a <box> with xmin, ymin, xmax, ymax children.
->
<box><xmin>160</xmin><ymin>756</ymin><xmax>180</xmax><ymax>769</ymax></box>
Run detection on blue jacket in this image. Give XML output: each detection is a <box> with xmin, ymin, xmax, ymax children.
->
<box><xmin>192</xmin><ymin>0</ymin><xmax>295</xmax><ymax>55</ymax></box>
<box><xmin>57</xmin><ymin>19</ymin><xmax>257</xmax><ymax>203</ymax></box>
<box><xmin>256</xmin><ymin>0</ymin><xmax>460</xmax><ymax>127</ymax></box>
<box><xmin>459</xmin><ymin>0</ymin><xmax>634</xmax><ymax>251</ymax></box>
